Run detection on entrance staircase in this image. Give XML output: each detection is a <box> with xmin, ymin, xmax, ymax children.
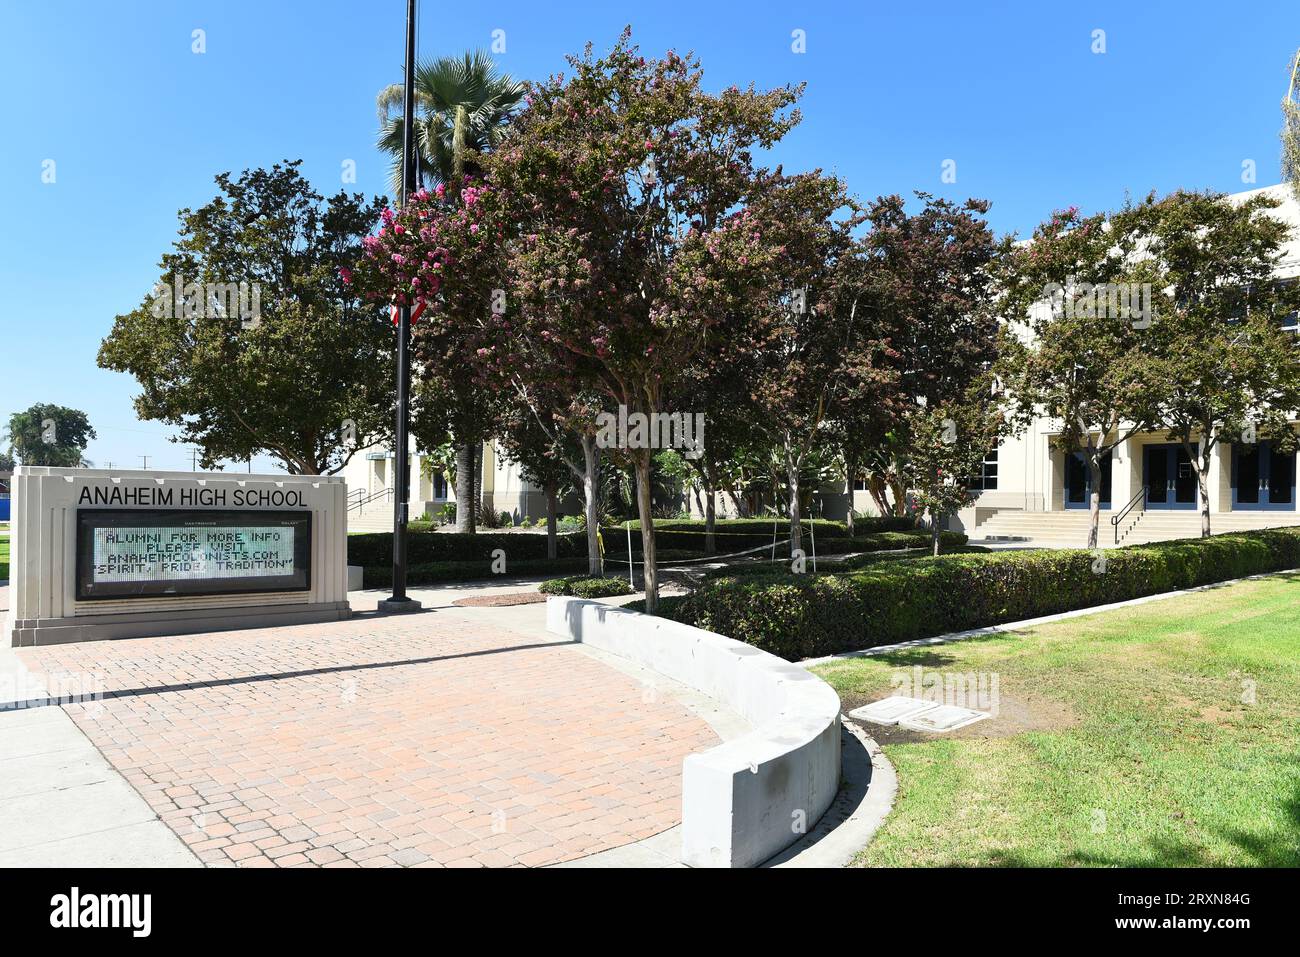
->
<box><xmin>347</xmin><ymin>488</ymin><xmax>395</xmax><ymax>533</ymax></box>
<box><xmin>972</xmin><ymin>508</ymin><xmax>1300</xmax><ymax>548</ymax></box>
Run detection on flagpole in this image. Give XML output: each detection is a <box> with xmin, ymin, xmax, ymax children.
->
<box><xmin>379</xmin><ymin>0</ymin><xmax>422</xmax><ymax>614</ymax></box>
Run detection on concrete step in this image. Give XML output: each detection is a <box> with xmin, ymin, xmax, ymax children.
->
<box><xmin>973</xmin><ymin>508</ymin><xmax>1300</xmax><ymax>548</ymax></box>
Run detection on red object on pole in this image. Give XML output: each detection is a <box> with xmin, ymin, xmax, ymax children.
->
<box><xmin>391</xmin><ymin>300</ymin><xmax>426</xmax><ymax>326</ymax></box>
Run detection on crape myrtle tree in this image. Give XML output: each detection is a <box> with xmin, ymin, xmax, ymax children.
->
<box><xmin>743</xmin><ymin>171</ymin><xmax>883</xmax><ymax>559</ymax></box>
<box><xmin>348</xmin><ymin>179</ymin><xmax>512</xmax><ymax>532</ymax></box>
<box><xmin>494</xmin><ymin>393</ymin><xmax>576</xmax><ymax>560</ymax></box>
<box><xmin>906</xmin><ymin>378</ymin><xmax>1009</xmax><ymax>555</ymax></box>
<box><xmin>100</xmin><ymin>162</ymin><xmax>393</xmax><ymax>474</ymax></box>
<box><xmin>1135</xmin><ymin>189</ymin><xmax>1300</xmax><ymax>537</ymax></box>
<box><xmin>5</xmin><ymin>404</ymin><xmax>96</xmax><ymax>467</ymax></box>
<box><xmin>859</xmin><ymin>193</ymin><xmax>1009</xmax><ymax>534</ymax></box>
<box><xmin>668</xmin><ymin>344</ymin><xmax>765</xmax><ymax>553</ymax></box>
<box><xmin>485</xmin><ymin>31</ymin><xmax>802</xmax><ymax>612</ymax></box>
<box><xmin>377</xmin><ymin>52</ymin><xmax>525</xmax><ymax>531</ymax></box>
<box><xmin>1000</xmin><ymin>204</ymin><xmax>1162</xmax><ymax>548</ymax></box>
<box><xmin>350</xmin><ymin>175</ymin><xmax>615</xmax><ymax>574</ymax></box>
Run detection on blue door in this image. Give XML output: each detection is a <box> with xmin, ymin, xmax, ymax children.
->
<box><xmin>1064</xmin><ymin>451</ymin><xmax>1112</xmax><ymax>509</ymax></box>
<box><xmin>1232</xmin><ymin>441</ymin><xmax>1296</xmax><ymax>510</ymax></box>
<box><xmin>1145</xmin><ymin>445</ymin><xmax>1197</xmax><ymax>510</ymax></box>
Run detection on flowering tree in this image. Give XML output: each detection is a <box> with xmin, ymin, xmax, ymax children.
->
<box><xmin>484</xmin><ymin>31</ymin><xmax>802</xmax><ymax>610</ymax></box>
<box><xmin>1136</xmin><ymin>190</ymin><xmax>1300</xmax><ymax>537</ymax></box>
<box><xmin>738</xmin><ymin>172</ymin><xmax>886</xmax><ymax>557</ymax></box>
<box><xmin>854</xmin><ymin>192</ymin><xmax>1010</xmax><ymax>539</ymax></box>
<box><xmin>1000</xmin><ymin>204</ymin><xmax>1161</xmax><ymax>548</ymax></box>
<box><xmin>347</xmin><ymin>179</ymin><xmax>510</xmax><ymax>529</ymax></box>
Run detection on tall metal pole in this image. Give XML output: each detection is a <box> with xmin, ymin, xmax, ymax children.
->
<box><xmin>379</xmin><ymin>0</ymin><xmax>422</xmax><ymax>613</ymax></box>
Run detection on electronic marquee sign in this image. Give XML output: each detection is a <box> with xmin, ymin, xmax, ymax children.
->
<box><xmin>75</xmin><ymin>509</ymin><xmax>312</xmax><ymax>601</ymax></box>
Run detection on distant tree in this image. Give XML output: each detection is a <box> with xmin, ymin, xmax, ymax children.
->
<box><xmin>0</xmin><ymin>449</ymin><xmax>14</xmax><ymax>472</ymax></box>
<box><xmin>99</xmin><ymin>161</ymin><xmax>393</xmax><ymax>474</ymax></box>
<box><xmin>495</xmin><ymin>397</ymin><xmax>575</xmax><ymax>560</ymax></box>
<box><xmin>740</xmin><ymin>172</ymin><xmax>881</xmax><ymax>559</ymax></box>
<box><xmin>5</xmin><ymin>404</ymin><xmax>96</xmax><ymax>467</ymax></box>
<box><xmin>1136</xmin><ymin>189</ymin><xmax>1300</xmax><ymax>537</ymax></box>
<box><xmin>1282</xmin><ymin>49</ymin><xmax>1300</xmax><ymax>201</ymax></box>
<box><xmin>904</xmin><ymin>379</ymin><xmax>1009</xmax><ymax>555</ymax></box>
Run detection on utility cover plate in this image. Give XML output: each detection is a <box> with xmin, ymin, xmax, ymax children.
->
<box><xmin>848</xmin><ymin>696</ymin><xmax>940</xmax><ymax>726</ymax></box>
<box><xmin>899</xmin><ymin>704</ymin><xmax>991</xmax><ymax>733</ymax></box>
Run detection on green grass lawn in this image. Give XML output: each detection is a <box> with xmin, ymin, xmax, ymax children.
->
<box><xmin>813</xmin><ymin>572</ymin><xmax>1300</xmax><ymax>867</ymax></box>
<box><xmin>0</xmin><ymin>531</ymin><xmax>8</xmax><ymax>581</ymax></box>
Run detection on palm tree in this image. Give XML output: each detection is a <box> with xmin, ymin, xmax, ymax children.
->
<box><xmin>1284</xmin><ymin>49</ymin><xmax>1300</xmax><ymax>201</ymax></box>
<box><xmin>376</xmin><ymin>50</ymin><xmax>526</xmax><ymax>196</ymax></box>
<box><xmin>377</xmin><ymin>51</ymin><xmax>525</xmax><ymax>533</ymax></box>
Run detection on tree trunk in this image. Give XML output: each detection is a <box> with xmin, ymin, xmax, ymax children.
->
<box><xmin>635</xmin><ymin>452</ymin><xmax>659</xmax><ymax>612</ymax></box>
<box><xmin>454</xmin><ymin>442</ymin><xmax>476</xmax><ymax>533</ymax></box>
<box><xmin>788</xmin><ymin>461</ymin><xmax>803</xmax><ymax>558</ymax></box>
<box><xmin>844</xmin><ymin>459</ymin><xmax>857</xmax><ymax>536</ymax></box>
<box><xmin>1186</xmin><ymin>437</ymin><xmax>1212</xmax><ymax>538</ymax></box>
<box><xmin>703</xmin><ymin>470</ymin><xmax>717</xmax><ymax>556</ymax></box>
<box><xmin>931</xmin><ymin>515</ymin><xmax>941</xmax><ymax>557</ymax></box>
<box><xmin>1197</xmin><ymin>458</ymin><xmax>1212</xmax><ymax>538</ymax></box>
<box><xmin>545</xmin><ymin>481</ymin><xmax>558</xmax><ymax>560</ymax></box>
<box><xmin>581</xmin><ymin>433</ymin><xmax>604</xmax><ymax>576</ymax></box>
<box><xmin>726</xmin><ymin>489</ymin><xmax>747</xmax><ymax>518</ymax></box>
<box><xmin>1085</xmin><ymin>453</ymin><xmax>1101</xmax><ymax>550</ymax></box>
<box><xmin>890</xmin><ymin>477</ymin><xmax>909</xmax><ymax>517</ymax></box>
<box><xmin>867</xmin><ymin>474</ymin><xmax>890</xmax><ymax>518</ymax></box>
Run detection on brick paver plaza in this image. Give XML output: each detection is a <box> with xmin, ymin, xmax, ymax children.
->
<box><xmin>14</xmin><ymin>608</ymin><xmax>717</xmax><ymax>867</ymax></box>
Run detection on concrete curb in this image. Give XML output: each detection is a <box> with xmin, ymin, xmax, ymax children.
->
<box><xmin>762</xmin><ymin>718</ymin><xmax>896</xmax><ymax>868</ymax></box>
<box><xmin>547</xmin><ymin>596</ymin><xmax>841</xmax><ymax>868</ymax></box>
<box><xmin>796</xmin><ymin>565</ymin><xmax>1300</xmax><ymax>668</ymax></box>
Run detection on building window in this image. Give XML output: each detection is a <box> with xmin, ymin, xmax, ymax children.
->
<box><xmin>852</xmin><ymin>475</ymin><xmax>867</xmax><ymax>491</ymax></box>
<box><xmin>968</xmin><ymin>448</ymin><xmax>999</xmax><ymax>491</ymax></box>
<box><xmin>433</xmin><ymin>473</ymin><xmax>448</xmax><ymax>500</ymax></box>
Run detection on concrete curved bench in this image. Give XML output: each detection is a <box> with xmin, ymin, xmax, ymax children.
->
<box><xmin>546</xmin><ymin>596</ymin><xmax>841</xmax><ymax>868</ymax></box>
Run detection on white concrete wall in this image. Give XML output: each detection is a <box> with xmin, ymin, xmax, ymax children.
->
<box><xmin>546</xmin><ymin>596</ymin><xmax>841</xmax><ymax>868</ymax></box>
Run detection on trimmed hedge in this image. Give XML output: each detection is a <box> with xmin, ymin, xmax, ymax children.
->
<box><xmin>362</xmin><ymin>556</ymin><xmax>590</xmax><ymax>588</ymax></box>
<box><xmin>539</xmin><ymin>576</ymin><xmax>634</xmax><ymax>598</ymax></box>
<box><xmin>818</xmin><ymin>530</ymin><xmax>967</xmax><ymax>555</ymax></box>
<box><xmin>348</xmin><ymin>529</ymin><xmax>585</xmax><ymax>567</ymax></box>
<box><xmin>661</xmin><ymin>528</ymin><xmax>1300</xmax><ymax>661</ymax></box>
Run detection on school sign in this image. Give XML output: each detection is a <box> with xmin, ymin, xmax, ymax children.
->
<box><xmin>5</xmin><ymin>467</ymin><xmax>351</xmax><ymax>646</ymax></box>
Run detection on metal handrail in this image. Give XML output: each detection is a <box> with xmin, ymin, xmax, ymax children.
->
<box><xmin>1110</xmin><ymin>485</ymin><xmax>1148</xmax><ymax>545</ymax></box>
<box><xmin>348</xmin><ymin>487</ymin><xmax>393</xmax><ymax>512</ymax></box>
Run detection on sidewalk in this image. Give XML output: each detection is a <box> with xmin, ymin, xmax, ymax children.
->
<box><xmin>0</xmin><ymin>610</ymin><xmax>200</xmax><ymax>866</ymax></box>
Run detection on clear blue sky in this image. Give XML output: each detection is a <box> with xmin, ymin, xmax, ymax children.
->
<box><xmin>2</xmin><ymin>0</ymin><xmax>1297</xmax><ymax>472</ymax></box>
